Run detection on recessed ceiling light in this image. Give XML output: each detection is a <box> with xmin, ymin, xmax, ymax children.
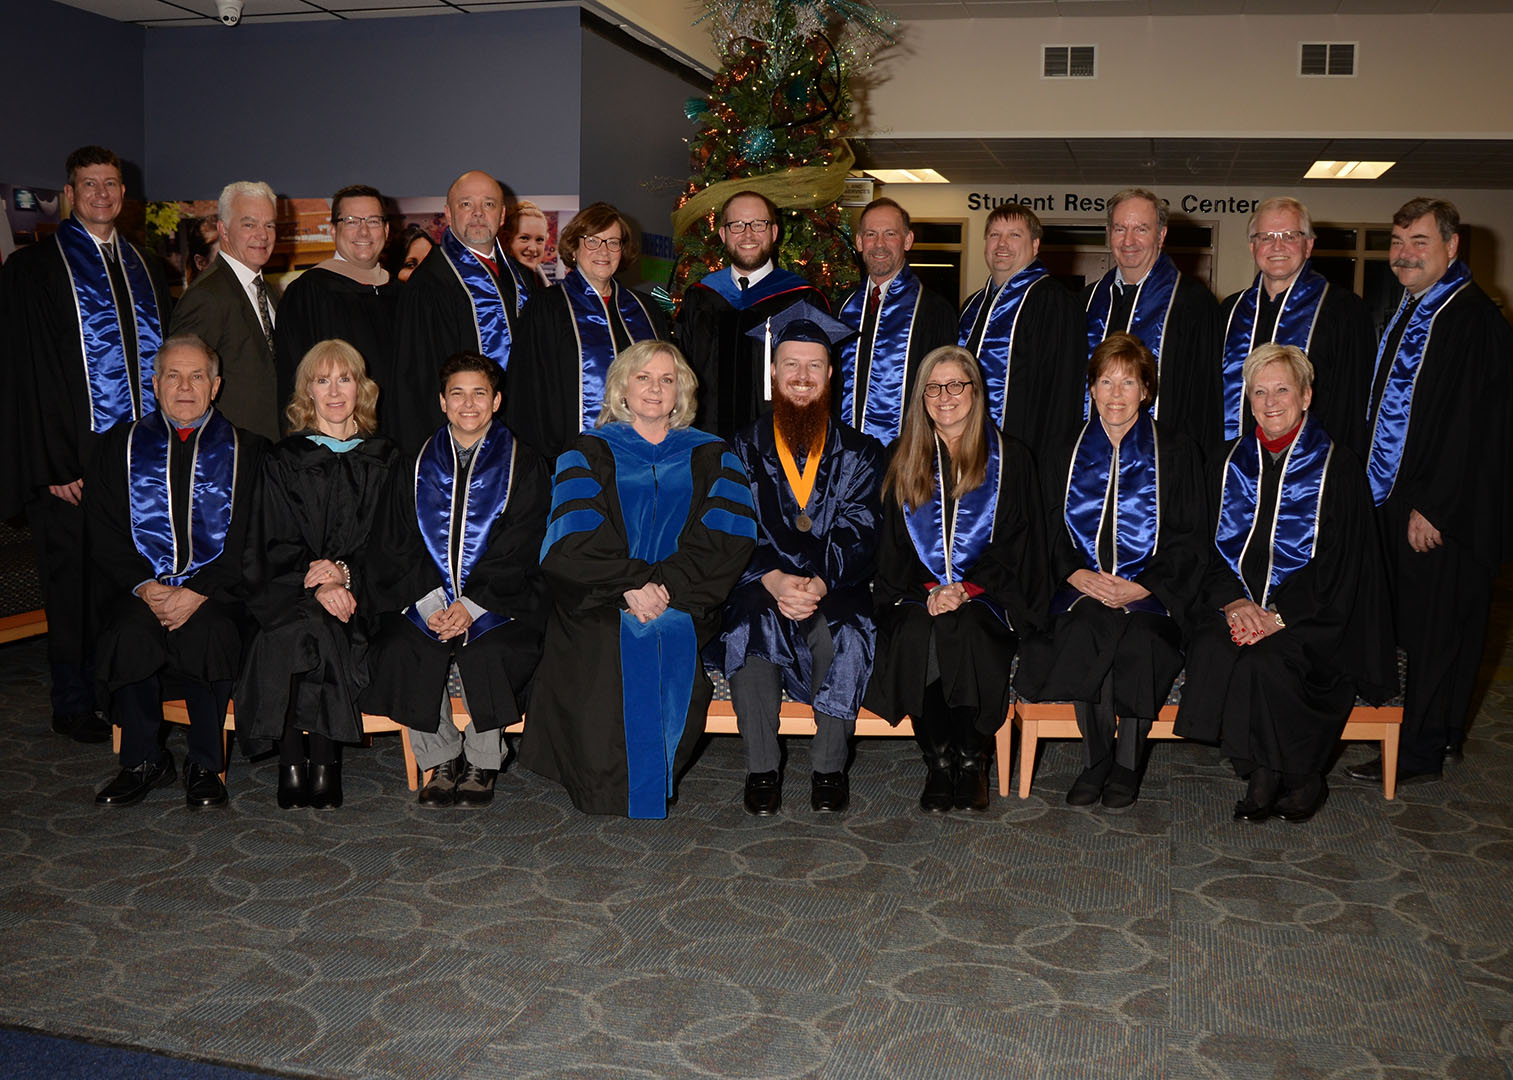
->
<box><xmin>866</xmin><ymin>169</ymin><xmax>951</xmax><ymax>184</ymax></box>
<box><xmin>1304</xmin><ymin>160</ymin><xmax>1395</xmax><ymax>180</ymax></box>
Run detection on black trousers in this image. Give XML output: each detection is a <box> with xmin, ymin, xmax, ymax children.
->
<box><xmin>113</xmin><ymin>673</ymin><xmax>231</xmax><ymax>772</ymax></box>
<box><xmin>27</xmin><ymin>493</ymin><xmax>95</xmax><ymax>714</ymax></box>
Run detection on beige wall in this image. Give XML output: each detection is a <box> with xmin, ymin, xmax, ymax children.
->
<box><xmin>601</xmin><ymin>0</ymin><xmax>716</xmax><ymax>71</ymax></box>
<box><xmin>865</xmin><ymin>14</ymin><xmax>1513</xmax><ymax>138</ymax></box>
<box><xmin>884</xmin><ymin>183</ymin><xmax>1512</xmax><ymax>312</ymax></box>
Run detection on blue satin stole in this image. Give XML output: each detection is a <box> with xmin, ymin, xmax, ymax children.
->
<box><xmin>1220</xmin><ymin>266</ymin><xmax>1328</xmax><ymax>439</ymax></box>
<box><xmin>838</xmin><ymin>266</ymin><xmax>924</xmax><ymax>442</ymax></box>
<box><xmin>904</xmin><ymin>427</ymin><xmax>1003</xmax><ymax>586</ymax></box>
<box><xmin>1215</xmin><ymin>414</ymin><xmax>1332</xmax><ymax>608</ymax></box>
<box><xmin>126</xmin><ymin>410</ymin><xmax>238</xmax><ymax>587</ymax></box>
<box><xmin>438</xmin><ymin>228</ymin><xmax>514</xmax><ymax>370</ymax></box>
<box><xmin>408</xmin><ymin>423</ymin><xmax>517</xmax><ymax>643</ymax></box>
<box><xmin>958</xmin><ymin>260</ymin><xmax>1051</xmax><ymax>427</ymax></box>
<box><xmin>57</xmin><ymin>216</ymin><xmax>162</xmax><ymax>431</ymax></box>
<box><xmin>1365</xmin><ymin>259</ymin><xmax>1473</xmax><ymax>505</ymax></box>
<box><xmin>1063</xmin><ymin>411</ymin><xmax>1160</xmax><ymax>580</ymax></box>
<box><xmin>1083</xmin><ymin>255</ymin><xmax>1180</xmax><ymax>419</ymax></box>
<box><xmin>562</xmin><ymin>270</ymin><xmax>658</xmax><ymax>433</ymax></box>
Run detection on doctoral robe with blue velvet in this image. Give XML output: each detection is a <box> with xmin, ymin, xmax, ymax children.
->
<box><xmin>716</xmin><ymin>416</ymin><xmax>886</xmax><ymax>720</ymax></box>
<box><xmin>521</xmin><ymin>424</ymin><xmax>756</xmax><ymax>818</ymax></box>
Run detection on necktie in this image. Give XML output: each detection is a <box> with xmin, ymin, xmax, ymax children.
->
<box><xmin>253</xmin><ymin>274</ymin><xmax>276</xmax><ymax>359</ymax></box>
<box><xmin>102</xmin><ymin>240</ymin><xmax>117</xmax><ymax>265</ymax></box>
<box><xmin>867</xmin><ymin>283</ymin><xmax>882</xmax><ymax>320</ymax></box>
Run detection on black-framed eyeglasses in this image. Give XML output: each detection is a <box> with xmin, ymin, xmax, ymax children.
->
<box><xmin>923</xmin><ymin>380</ymin><xmax>970</xmax><ymax>398</ymax></box>
<box><xmin>722</xmin><ymin>219</ymin><xmax>771</xmax><ymax>234</ymax></box>
<box><xmin>581</xmin><ymin>235</ymin><xmax>623</xmax><ymax>251</ymax></box>
<box><xmin>335</xmin><ymin>215</ymin><xmax>385</xmax><ymax>229</ymax></box>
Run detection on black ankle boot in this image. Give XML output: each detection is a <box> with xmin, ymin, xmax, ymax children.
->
<box><xmin>920</xmin><ymin>753</ymin><xmax>955</xmax><ymax>813</ymax></box>
<box><xmin>309</xmin><ymin>762</ymin><xmax>342</xmax><ymax>810</ymax></box>
<box><xmin>277</xmin><ymin>763</ymin><xmax>309</xmax><ymax>809</ymax></box>
<box><xmin>953</xmin><ymin>749</ymin><xmax>990</xmax><ymax>810</ymax></box>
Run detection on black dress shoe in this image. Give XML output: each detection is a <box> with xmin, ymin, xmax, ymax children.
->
<box><xmin>744</xmin><ymin>770</ymin><xmax>781</xmax><ymax>815</ymax></box>
<box><xmin>96</xmin><ymin>753</ymin><xmax>176</xmax><ymax>806</ymax></box>
<box><xmin>1100</xmin><ymin>765</ymin><xmax>1141</xmax><ymax>812</ymax></box>
<box><xmin>953</xmin><ymin>756</ymin><xmax>990</xmax><ymax>811</ymax></box>
<box><xmin>54</xmin><ymin>711</ymin><xmax>112</xmax><ymax>744</ymax></box>
<box><xmin>308</xmin><ymin>763</ymin><xmax>342</xmax><ymax>810</ymax></box>
<box><xmin>184</xmin><ymin>762</ymin><xmax>228</xmax><ymax>808</ymax></box>
<box><xmin>811</xmin><ymin>771</ymin><xmax>849</xmax><ymax>812</ymax></box>
<box><xmin>1276</xmin><ymin>776</ymin><xmax>1329</xmax><ymax>823</ymax></box>
<box><xmin>277</xmin><ymin>763</ymin><xmax>309</xmax><ymax>809</ymax></box>
<box><xmin>418</xmin><ymin>755</ymin><xmax>462</xmax><ymax>808</ymax></box>
<box><xmin>454</xmin><ymin>763</ymin><xmax>498</xmax><ymax>808</ymax></box>
<box><xmin>1345</xmin><ymin>756</ymin><xmax>1443</xmax><ymax>786</ymax></box>
<box><xmin>1233</xmin><ymin>767</ymin><xmax>1280</xmax><ymax>823</ymax></box>
<box><xmin>1065</xmin><ymin>767</ymin><xmax>1107</xmax><ymax>807</ymax></box>
<box><xmin>1443</xmin><ymin>743</ymin><xmax>1465</xmax><ymax>765</ymax></box>
<box><xmin>919</xmin><ymin>755</ymin><xmax>955</xmax><ymax>813</ymax></box>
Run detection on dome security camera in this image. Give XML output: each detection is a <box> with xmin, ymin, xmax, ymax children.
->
<box><xmin>217</xmin><ymin>0</ymin><xmax>243</xmax><ymax>26</ymax></box>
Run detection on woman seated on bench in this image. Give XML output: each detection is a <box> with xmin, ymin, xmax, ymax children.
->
<box><xmin>1015</xmin><ymin>332</ymin><xmax>1206</xmax><ymax>810</ymax></box>
<box><xmin>1175</xmin><ymin>343</ymin><xmax>1394</xmax><ymax>824</ymax></box>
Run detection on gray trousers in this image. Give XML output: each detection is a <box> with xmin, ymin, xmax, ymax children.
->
<box><xmin>409</xmin><ymin>668</ymin><xmax>503</xmax><ymax>771</ymax></box>
<box><xmin>730</xmin><ymin>618</ymin><xmax>853</xmax><ymax>774</ymax></box>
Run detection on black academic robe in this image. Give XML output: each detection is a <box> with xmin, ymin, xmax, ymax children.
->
<box><xmin>834</xmin><ymin>275</ymin><xmax>957</xmax><ymax>443</ymax></box>
<box><xmin>0</xmin><ymin>230</ymin><xmax>172</xmax><ymax>513</ymax></box>
<box><xmin>1175</xmin><ymin>430</ymin><xmax>1395</xmax><ymax>775</ymax></box>
<box><xmin>271</xmin><ymin>267</ymin><xmax>397</xmax><ymax>436</ymax></box>
<box><xmin>234</xmin><ymin>434</ymin><xmax>400</xmax><ymax>747</ymax></box>
<box><xmin>865</xmin><ymin>430</ymin><xmax>1050</xmax><ymax>734</ymax></box>
<box><xmin>358</xmin><ymin>426</ymin><xmax>549</xmax><ymax>733</ymax></box>
<box><xmin>1014</xmin><ymin>417</ymin><xmax>1207</xmax><ymax>718</ymax></box>
<box><xmin>960</xmin><ymin>274</ymin><xmax>1087</xmax><ymax>455</ymax></box>
<box><xmin>1083</xmin><ymin>270</ymin><xmax>1222</xmax><ymax>453</ymax></box>
<box><xmin>1219</xmin><ymin>280</ymin><xmax>1375</xmax><ymax>457</ymax></box>
<box><xmin>84</xmin><ymin>412</ymin><xmax>265</xmax><ymax>691</ymax></box>
<box><xmin>675</xmin><ymin>269</ymin><xmax>830</xmax><ymax>439</ymax></box>
<box><xmin>390</xmin><ymin>242</ymin><xmax>529</xmax><ymax>453</ymax></box>
<box><xmin>503</xmin><ymin>276</ymin><xmax>669</xmax><ymax>461</ymax></box>
<box><xmin>520</xmin><ymin>425</ymin><xmax>756</xmax><ymax>817</ymax></box>
<box><xmin>716</xmin><ymin>416</ymin><xmax>886</xmax><ymax>720</ymax></box>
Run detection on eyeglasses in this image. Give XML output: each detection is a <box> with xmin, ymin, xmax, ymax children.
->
<box><xmin>581</xmin><ymin>235</ymin><xmax>623</xmax><ymax>251</ymax></box>
<box><xmin>722</xmin><ymin>219</ymin><xmax>771</xmax><ymax>234</ymax></box>
<box><xmin>1248</xmin><ymin>229</ymin><xmax>1306</xmax><ymax>245</ymax></box>
<box><xmin>923</xmin><ymin>380</ymin><xmax>970</xmax><ymax>398</ymax></box>
<box><xmin>336</xmin><ymin>215</ymin><xmax>385</xmax><ymax>229</ymax></box>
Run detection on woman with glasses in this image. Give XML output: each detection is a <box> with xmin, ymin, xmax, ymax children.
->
<box><xmin>865</xmin><ymin>345</ymin><xmax>1049</xmax><ymax>811</ymax></box>
<box><xmin>1014</xmin><ymin>332</ymin><xmax>1207</xmax><ymax>810</ymax></box>
<box><xmin>505</xmin><ymin>202</ymin><xmax>667</xmax><ymax>462</ymax></box>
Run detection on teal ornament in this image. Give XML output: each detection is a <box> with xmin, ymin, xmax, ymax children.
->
<box><xmin>684</xmin><ymin>97</ymin><xmax>709</xmax><ymax>122</ymax></box>
<box><xmin>785</xmin><ymin>78</ymin><xmax>811</xmax><ymax>105</ymax></box>
<box><xmin>741</xmin><ymin>127</ymin><xmax>776</xmax><ymax>162</ymax></box>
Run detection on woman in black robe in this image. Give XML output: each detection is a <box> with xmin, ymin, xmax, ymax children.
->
<box><xmin>503</xmin><ymin>202</ymin><xmax>668</xmax><ymax>462</ymax></box>
<box><xmin>236</xmin><ymin>340</ymin><xmax>398</xmax><ymax>809</ymax></box>
<box><xmin>1014</xmin><ymin>332</ymin><xmax>1207</xmax><ymax>810</ymax></box>
<box><xmin>1175</xmin><ymin>343</ymin><xmax>1394</xmax><ymax>823</ymax></box>
<box><xmin>865</xmin><ymin>345</ymin><xmax>1049</xmax><ymax>812</ymax></box>
<box><xmin>519</xmin><ymin>340</ymin><xmax>756</xmax><ymax>819</ymax></box>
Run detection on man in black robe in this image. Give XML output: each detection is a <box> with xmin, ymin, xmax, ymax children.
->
<box><xmin>0</xmin><ymin>145</ymin><xmax>171</xmax><ymax>744</ymax></box>
<box><xmin>716</xmin><ymin>304</ymin><xmax>885</xmax><ymax>815</ymax></box>
<box><xmin>390</xmin><ymin>171</ymin><xmax>531</xmax><ymax>452</ymax></box>
<box><xmin>1218</xmin><ymin>197</ymin><xmax>1375</xmax><ymax>455</ymax></box>
<box><xmin>675</xmin><ymin>190</ymin><xmax>830</xmax><ymax>439</ymax></box>
<box><xmin>272</xmin><ymin>184</ymin><xmax>395</xmax><ymax>433</ymax></box>
<box><xmin>1083</xmin><ymin>188</ymin><xmax>1221</xmax><ymax>451</ymax></box>
<box><xmin>170</xmin><ymin>181</ymin><xmax>282</xmax><ymax>441</ymax></box>
<box><xmin>1347</xmin><ymin>198</ymin><xmax>1513</xmax><ymax>786</ymax></box>
<box><xmin>834</xmin><ymin>198</ymin><xmax>956</xmax><ymax>444</ymax></box>
<box><xmin>959</xmin><ymin>203</ymin><xmax>1086</xmax><ymax>455</ymax></box>
<box><xmin>87</xmin><ymin>335</ymin><xmax>264</xmax><ymax>808</ymax></box>
<box><xmin>361</xmin><ymin>352</ymin><xmax>548</xmax><ymax>808</ymax></box>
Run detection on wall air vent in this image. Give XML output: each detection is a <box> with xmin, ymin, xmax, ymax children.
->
<box><xmin>1043</xmin><ymin>45</ymin><xmax>1096</xmax><ymax>79</ymax></box>
<box><xmin>1300</xmin><ymin>42</ymin><xmax>1356</xmax><ymax>77</ymax></box>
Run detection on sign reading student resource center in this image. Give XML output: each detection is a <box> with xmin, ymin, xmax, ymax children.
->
<box><xmin>966</xmin><ymin>191</ymin><xmax>1260</xmax><ymax>216</ymax></box>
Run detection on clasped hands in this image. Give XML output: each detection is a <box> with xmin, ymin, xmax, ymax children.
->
<box><xmin>1068</xmin><ymin>569</ymin><xmax>1149</xmax><ymax>610</ymax></box>
<box><xmin>624</xmin><ymin>581</ymin><xmax>671</xmax><ymax>624</ymax></box>
<box><xmin>136</xmin><ymin>581</ymin><xmax>206</xmax><ymax>631</ymax></box>
<box><xmin>763</xmin><ymin>570</ymin><xmax>828</xmax><ymax>621</ymax></box>
<box><xmin>306</xmin><ymin>559</ymin><xmax>356</xmax><ymax>623</ymax></box>
<box><xmin>1223</xmin><ymin>598</ymin><xmax>1281</xmax><ymax>646</ymax></box>
<box><xmin>926</xmin><ymin>580</ymin><xmax>968</xmax><ymax>616</ymax></box>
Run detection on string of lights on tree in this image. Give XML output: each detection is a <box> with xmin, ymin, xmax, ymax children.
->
<box><xmin>665</xmin><ymin>0</ymin><xmax>894</xmax><ymax>311</ymax></box>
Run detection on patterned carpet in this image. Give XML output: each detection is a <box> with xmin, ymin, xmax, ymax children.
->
<box><xmin>1</xmin><ymin>579</ymin><xmax>1511</xmax><ymax>1079</ymax></box>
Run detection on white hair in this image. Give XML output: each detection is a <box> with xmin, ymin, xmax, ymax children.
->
<box><xmin>218</xmin><ymin>180</ymin><xmax>276</xmax><ymax>224</ymax></box>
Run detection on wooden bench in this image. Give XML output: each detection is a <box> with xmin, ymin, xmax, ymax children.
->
<box><xmin>0</xmin><ymin>609</ymin><xmax>48</xmax><ymax>645</ymax></box>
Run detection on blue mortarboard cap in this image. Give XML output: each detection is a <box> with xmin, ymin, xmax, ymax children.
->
<box><xmin>744</xmin><ymin>301</ymin><xmax>855</xmax><ymax>351</ymax></box>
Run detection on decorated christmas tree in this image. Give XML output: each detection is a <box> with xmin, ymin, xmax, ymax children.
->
<box><xmin>669</xmin><ymin>0</ymin><xmax>893</xmax><ymax>309</ymax></box>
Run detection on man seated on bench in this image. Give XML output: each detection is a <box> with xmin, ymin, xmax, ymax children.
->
<box><xmin>360</xmin><ymin>352</ymin><xmax>549</xmax><ymax>808</ymax></box>
<box><xmin>714</xmin><ymin>303</ymin><xmax>885</xmax><ymax>815</ymax></box>
<box><xmin>88</xmin><ymin>335</ymin><xmax>266</xmax><ymax>808</ymax></box>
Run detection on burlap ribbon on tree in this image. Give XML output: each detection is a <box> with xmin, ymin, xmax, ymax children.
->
<box><xmin>670</xmin><ymin>140</ymin><xmax>856</xmax><ymax>236</ymax></box>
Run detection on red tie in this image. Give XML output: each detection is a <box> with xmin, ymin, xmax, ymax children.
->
<box><xmin>867</xmin><ymin>284</ymin><xmax>882</xmax><ymax>320</ymax></box>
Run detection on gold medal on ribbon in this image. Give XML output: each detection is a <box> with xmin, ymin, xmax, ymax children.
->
<box><xmin>775</xmin><ymin>425</ymin><xmax>824</xmax><ymax>534</ymax></box>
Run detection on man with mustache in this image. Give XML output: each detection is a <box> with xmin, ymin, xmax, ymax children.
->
<box><xmin>170</xmin><ymin>180</ymin><xmax>283</xmax><ymax>441</ymax></box>
<box><xmin>675</xmin><ymin>190</ymin><xmax>830</xmax><ymax>439</ymax></box>
<box><xmin>1346</xmin><ymin>198</ymin><xmax>1513</xmax><ymax>788</ymax></box>
<box><xmin>714</xmin><ymin>303</ymin><xmax>886</xmax><ymax>814</ymax></box>
<box><xmin>1218</xmin><ymin>197</ymin><xmax>1375</xmax><ymax>455</ymax></box>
